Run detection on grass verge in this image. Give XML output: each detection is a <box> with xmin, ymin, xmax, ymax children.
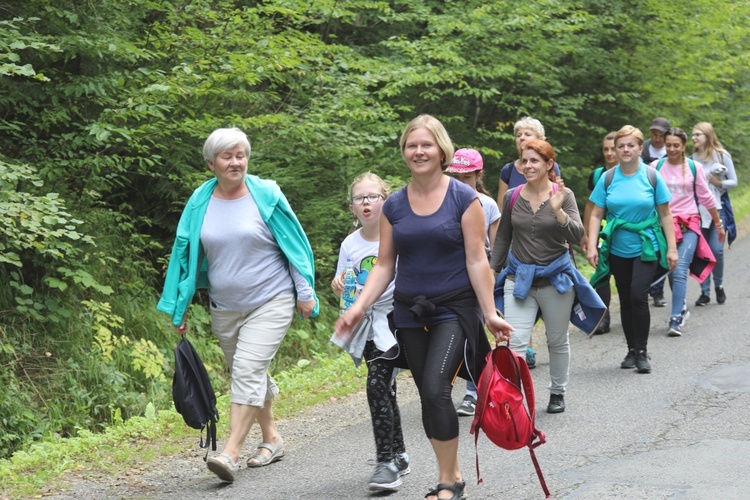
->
<box><xmin>0</xmin><ymin>351</ymin><xmax>365</xmax><ymax>498</ymax></box>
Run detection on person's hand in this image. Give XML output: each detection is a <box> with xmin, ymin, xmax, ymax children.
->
<box><xmin>717</xmin><ymin>225</ymin><xmax>726</xmax><ymax>243</ymax></box>
<box><xmin>549</xmin><ymin>178</ymin><xmax>566</xmax><ymax>213</ymax></box>
<box><xmin>174</xmin><ymin>322</ymin><xmax>188</xmax><ymax>336</ymax></box>
<box><xmin>580</xmin><ymin>235</ymin><xmax>589</xmax><ymax>255</ymax></box>
<box><xmin>667</xmin><ymin>248</ymin><xmax>679</xmax><ymax>270</ymax></box>
<box><xmin>485</xmin><ymin>312</ymin><xmax>514</xmax><ymax>343</ymax></box>
<box><xmin>297</xmin><ymin>300</ymin><xmax>316</xmax><ymax>319</ymax></box>
<box><xmin>587</xmin><ymin>245</ymin><xmax>599</xmax><ymax>269</ymax></box>
<box><xmin>334</xmin><ymin>303</ymin><xmax>365</xmax><ymax>342</ymax></box>
<box><xmin>331</xmin><ymin>274</ymin><xmax>344</xmax><ymax>296</ymax></box>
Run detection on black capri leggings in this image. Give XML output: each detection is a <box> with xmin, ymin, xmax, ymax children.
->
<box><xmin>399</xmin><ymin>320</ymin><xmax>465</xmax><ymax>441</ymax></box>
<box><xmin>609</xmin><ymin>254</ymin><xmax>658</xmax><ymax>351</ymax></box>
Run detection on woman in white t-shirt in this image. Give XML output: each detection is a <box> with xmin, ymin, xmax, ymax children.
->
<box><xmin>445</xmin><ymin>148</ymin><xmax>500</xmax><ymax>417</ymax></box>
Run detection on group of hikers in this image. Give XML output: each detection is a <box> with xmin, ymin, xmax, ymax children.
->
<box><xmin>156</xmin><ymin>115</ymin><xmax>737</xmax><ymax>499</ymax></box>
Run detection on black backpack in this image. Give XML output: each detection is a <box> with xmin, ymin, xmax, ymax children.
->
<box><xmin>173</xmin><ymin>337</ymin><xmax>219</xmax><ymax>459</ymax></box>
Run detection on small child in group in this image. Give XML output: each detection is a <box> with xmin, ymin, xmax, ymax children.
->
<box><xmin>446</xmin><ymin>149</ymin><xmax>501</xmax><ymax>417</ymax></box>
<box><xmin>330</xmin><ymin>172</ymin><xmax>410</xmax><ymax>492</ymax></box>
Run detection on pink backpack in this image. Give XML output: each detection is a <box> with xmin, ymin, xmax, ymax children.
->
<box><xmin>470</xmin><ymin>346</ymin><xmax>550</xmax><ymax>498</ymax></box>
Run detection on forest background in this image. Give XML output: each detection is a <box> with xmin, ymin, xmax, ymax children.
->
<box><xmin>1</xmin><ymin>0</ymin><xmax>749</xmax><ymax>472</ymax></box>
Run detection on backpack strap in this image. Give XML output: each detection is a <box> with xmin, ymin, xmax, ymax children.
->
<box><xmin>603</xmin><ymin>167</ymin><xmax>615</xmax><ymax>190</ymax></box>
<box><xmin>591</xmin><ymin>166</ymin><xmax>605</xmax><ymax>188</ymax></box>
<box><xmin>515</xmin><ymin>351</ymin><xmax>551</xmax><ymax>498</ymax></box>
<box><xmin>508</xmin><ymin>186</ymin><xmax>521</xmax><ymax>213</ymax></box>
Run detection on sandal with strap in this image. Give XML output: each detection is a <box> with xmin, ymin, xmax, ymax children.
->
<box><xmin>246</xmin><ymin>436</ymin><xmax>285</xmax><ymax>467</ymax></box>
<box><xmin>425</xmin><ymin>481</ymin><xmax>467</xmax><ymax>500</ymax></box>
<box><xmin>206</xmin><ymin>453</ymin><xmax>239</xmax><ymax>482</ymax></box>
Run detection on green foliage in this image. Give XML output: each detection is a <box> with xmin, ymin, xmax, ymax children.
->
<box><xmin>0</xmin><ymin>160</ymin><xmax>112</xmax><ymax>323</ymax></box>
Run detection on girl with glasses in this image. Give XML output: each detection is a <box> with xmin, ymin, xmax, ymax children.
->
<box><xmin>330</xmin><ymin>172</ymin><xmax>410</xmax><ymax>492</ymax></box>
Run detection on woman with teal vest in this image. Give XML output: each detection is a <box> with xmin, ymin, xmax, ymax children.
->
<box><xmin>158</xmin><ymin>128</ymin><xmax>318</xmax><ymax>482</ymax></box>
<box><xmin>586</xmin><ymin>125</ymin><xmax>677</xmax><ymax>374</ymax></box>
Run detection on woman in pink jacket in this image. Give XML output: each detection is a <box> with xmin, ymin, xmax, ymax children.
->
<box><xmin>650</xmin><ymin>127</ymin><xmax>724</xmax><ymax>336</ymax></box>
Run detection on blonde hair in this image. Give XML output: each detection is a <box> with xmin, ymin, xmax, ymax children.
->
<box><xmin>513</xmin><ymin>117</ymin><xmax>546</xmax><ymax>140</ymax></box>
<box><xmin>614</xmin><ymin>125</ymin><xmax>645</xmax><ymax>146</ymax></box>
<box><xmin>692</xmin><ymin>122</ymin><xmax>729</xmax><ymax>162</ymax></box>
<box><xmin>399</xmin><ymin>115</ymin><xmax>454</xmax><ymax>170</ymax></box>
<box><xmin>348</xmin><ymin>171</ymin><xmax>389</xmax><ymax>200</ymax></box>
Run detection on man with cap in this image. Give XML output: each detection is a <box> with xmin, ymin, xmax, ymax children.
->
<box><xmin>641</xmin><ymin>117</ymin><xmax>670</xmax><ymax>164</ymax></box>
<box><xmin>641</xmin><ymin>117</ymin><xmax>670</xmax><ymax>307</ymax></box>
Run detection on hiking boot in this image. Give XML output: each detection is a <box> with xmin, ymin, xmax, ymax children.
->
<box><xmin>456</xmin><ymin>394</ymin><xmax>476</xmax><ymax>417</ymax></box>
<box><xmin>652</xmin><ymin>292</ymin><xmax>666</xmax><ymax>307</ymax></box>
<box><xmin>668</xmin><ymin>316</ymin><xmax>682</xmax><ymax>337</ymax></box>
<box><xmin>635</xmin><ymin>350</ymin><xmax>651</xmax><ymax>374</ymax></box>
<box><xmin>621</xmin><ymin>349</ymin><xmax>637</xmax><ymax>369</ymax></box>
<box><xmin>695</xmin><ymin>293</ymin><xmax>710</xmax><ymax>306</ymax></box>
<box><xmin>393</xmin><ymin>452</ymin><xmax>411</xmax><ymax>477</ymax></box>
<box><xmin>526</xmin><ymin>347</ymin><xmax>537</xmax><ymax>369</ymax></box>
<box><xmin>368</xmin><ymin>462</ymin><xmax>401</xmax><ymax>491</ymax></box>
<box><xmin>547</xmin><ymin>393</ymin><xmax>565</xmax><ymax>414</ymax></box>
<box><xmin>594</xmin><ymin>310</ymin><xmax>610</xmax><ymax>335</ymax></box>
<box><xmin>716</xmin><ymin>286</ymin><xmax>726</xmax><ymax>304</ymax></box>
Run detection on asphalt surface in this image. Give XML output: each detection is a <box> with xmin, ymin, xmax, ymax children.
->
<box><xmin>47</xmin><ymin>231</ymin><xmax>750</xmax><ymax>499</ymax></box>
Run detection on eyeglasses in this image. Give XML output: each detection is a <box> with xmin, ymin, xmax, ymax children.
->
<box><xmin>691</xmin><ymin>132</ymin><xmax>704</xmax><ymax>137</ymax></box>
<box><xmin>351</xmin><ymin>193</ymin><xmax>384</xmax><ymax>205</ymax></box>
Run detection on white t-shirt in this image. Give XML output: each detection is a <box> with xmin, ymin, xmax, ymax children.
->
<box><xmin>335</xmin><ymin>229</ymin><xmax>395</xmax><ymax>300</ymax></box>
<box><xmin>649</xmin><ymin>144</ymin><xmax>666</xmax><ymax>161</ymax></box>
<box><xmin>479</xmin><ymin>193</ymin><xmax>501</xmax><ymax>255</ymax></box>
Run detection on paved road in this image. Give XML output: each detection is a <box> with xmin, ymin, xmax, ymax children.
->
<box><xmin>50</xmin><ymin>232</ymin><xmax>750</xmax><ymax>499</ymax></box>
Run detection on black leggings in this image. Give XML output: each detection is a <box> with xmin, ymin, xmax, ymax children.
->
<box><xmin>609</xmin><ymin>255</ymin><xmax>658</xmax><ymax>351</ymax></box>
<box><xmin>596</xmin><ymin>278</ymin><xmax>611</xmax><ymax>308</ymax></box>
<box><xmin>399</xmin><ymin>320</ymin><xmax>465</xmax><ymax>441</ymax></box>
<box><xmin>363</xmin><ymin>341</ymin><xmax>406</xmax><ymax>463</ymax></box>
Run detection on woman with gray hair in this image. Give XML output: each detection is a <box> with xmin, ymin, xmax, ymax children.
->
<box><xmin>158</xmin><ymin>127</ymin><xmax>318</xmax><ymax>482</ymax></box>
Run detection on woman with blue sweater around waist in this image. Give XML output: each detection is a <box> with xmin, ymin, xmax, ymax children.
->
<box><xmin>157</xmin><ymin>128</ymin><xmax>318</xmax><ymax>482</ymax></box>
<box><xmin>587</xmin><ymin>125</ymin><xmax>677</xmax><ymax>374</ymax></box>
<box><xmin>491</xmin><ymin>139</ymin><xmax>595</xmax><ymax>415</ymax></box>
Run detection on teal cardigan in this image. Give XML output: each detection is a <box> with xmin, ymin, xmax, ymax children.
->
<box><xmin>157</xmin><ymin>175</ymin><xmax>319</xmax><ymax>326</ymax></box>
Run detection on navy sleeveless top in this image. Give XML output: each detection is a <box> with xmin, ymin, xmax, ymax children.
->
<box><xmin>383</xmin><ymin>177</ymin><xmax>477</xmax><ymax>328</ymax></box>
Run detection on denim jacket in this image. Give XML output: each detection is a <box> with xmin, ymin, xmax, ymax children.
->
<box><xmin>495</xmin><ymin>251</ymin><xmax>607</xmax><ymax>337</ymax></box>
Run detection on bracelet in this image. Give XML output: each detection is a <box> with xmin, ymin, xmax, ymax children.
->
<box><xmin>716</xmin><ymin>221</ymin><xmax>724</xmax><ymax>229</ymax></box>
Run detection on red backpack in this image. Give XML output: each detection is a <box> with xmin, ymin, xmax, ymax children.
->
<box><xmin>470</xmin><ymin>346</ymin><xmax>550</xmax><ymax>498</ymax></box>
